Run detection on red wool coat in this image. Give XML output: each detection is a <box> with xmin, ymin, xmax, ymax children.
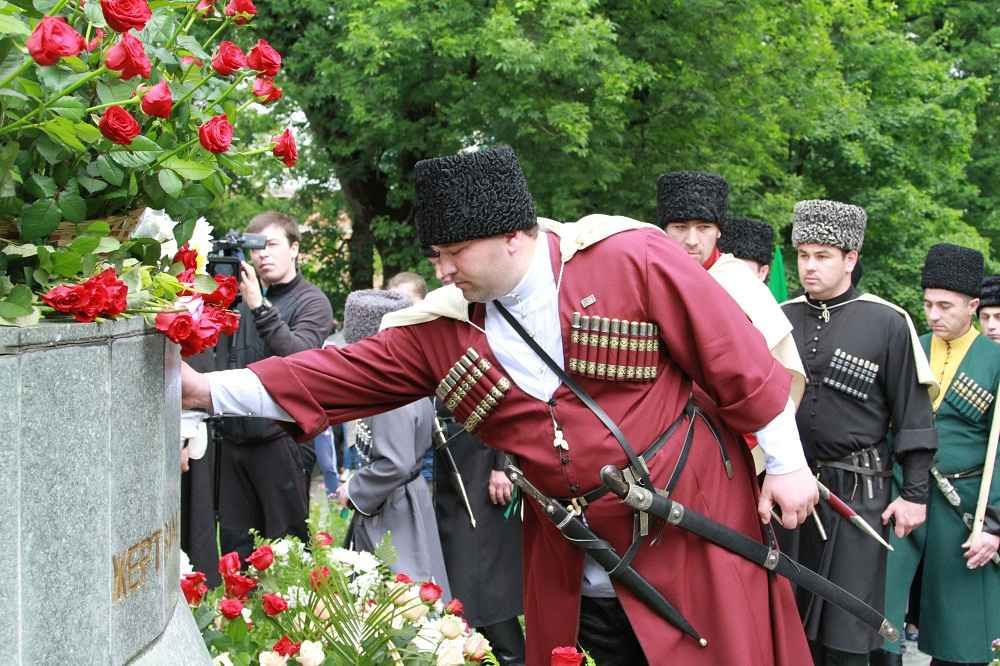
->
<box><xmin>250</xmin><ymin>224</ymin><xmax>811</xmax><ymax>665</ymax></box>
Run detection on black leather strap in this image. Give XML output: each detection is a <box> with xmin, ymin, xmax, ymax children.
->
<box><xmin>493</xmin><ymin>300</ymin><xmax>652</xmax><ymax>489</ymax></box>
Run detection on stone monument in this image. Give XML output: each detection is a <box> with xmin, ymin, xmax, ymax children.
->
<box><xmin>0</xmin><ymin>317</ymin><xmax>210</xmax><ymax>665</ymax></box>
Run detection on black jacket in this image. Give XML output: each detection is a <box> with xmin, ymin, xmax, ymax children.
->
<box><xmin>214</xmin><ymin>273</ymin><xmax>333</xmax><ymax>443</ymax></box>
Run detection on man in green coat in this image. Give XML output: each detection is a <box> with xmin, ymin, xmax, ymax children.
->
<box><xmin>881</xmin><ymin>244</ymin><xmax>1000</xmax><ymax>666</ymax></box>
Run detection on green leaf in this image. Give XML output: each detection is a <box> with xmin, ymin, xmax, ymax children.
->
<box><xmin>40</xmin><ymin>117</ymin><xmax>86</xmax><ymax>152</ymax></box>
<box><xmin>70</xmin><ymin>234</ymin><xmax>100</xmax><ymax>255</ymax></box>
<box><xmin>49</xmin><ymin>96</ymin><xmax>86</xmax><ymax>121</ymax></box>
<box><xmin>95</xmin><ymin>236</ymin><xmax>121</xmax><ymax>253</ymax></box>
<box><xmin>32</xmin><ymin>268</ymin><xmax>49</xmax><ymax>290</ymax></box>
<box><xmin>0</xmin><ymin>86</ymin><xmax>26</xmax><ymax>101</ymax></box>
<box><xmin>96</xmin><ymin>80</ymin><xmax>133</xmax><ymax>105</ymax></box>
<box><xmin>193</xmin><ymin>273</ymin><xmax>218</xmax><ymax>293</ymax></box>
<box><xmin>83</xmin><ymin>0</ymin><xmax>107</xmax><ymax>28</ymax></box>
<box><xmin>161</xmin><ymin>156</ymin><xmax>215</xmax><ymax>181</ymax></box>
<box><xmin>157</xmin><ymin>168</ymin><xmax>182</xmax><ymax>197</ymax></box>
<box><xmin>84</xmin><ymin>221</ymin><xmax>111</xmax><ymax>235</ymax></box>
<box><xmin>36</xmin><ymin>245</ymin><xmax>52</xmax><ymax>271</ymax></box>
<box><xmin>0</xmin><ymin>304</ymin><xmax>41</xmax><ymax>327</ymax></box>
<box><xmin>7</xmin><ymin>284</ymin><xmax>31</xmax><ymax>307</ymax></box>
<box><xmin>29</xmin><ymin>173</ymin><xmax>57</xmax><ymax>198</ymax></box>
<box><xmin>127</xmin><ymin>135</ymin><xmax>163</xmax><ymax>153</ymax></box>
<box><xmin>216</xmin><ymin>153</ymin><xmax>252</xmax><ymax>177</ymax></box>
<box><xmin>17</xmin><ymin>77</ymin><xmax>42</xmax><ymax>99</ymax></box>
<box><xmin>2</xmin><ymin>243</ymin><xmax>36</xmax><ymax>257</ymax></box>
<box><xmin>75</xmin><ymin>122</ymin><xmax>102</xmax><ymax>144</ymax></box>
<box><xmin>61</xmin><ymin>56</ymin><xmax>89</xmax><ymax>73</ymax></box>
<box><xmin>78</xmin><ymin>175</ymin><xmax>108</xmax><ymax>193</ymax></box>
<box><xmin>0</xmin><ymin>14</ymin><xmax>29</xmax><ymax>36</ymax></box>
<box><xmin>176</xmin><ymin>35</ymin><xmax>209</xmax><ymax>60</ymax></box>
<box><xmin>32</xmin><ymin>0</ymin><xmax>58</xmax><ymax>11</ymax></box>
<box><xmin>109</xmin><ymin>148</ymin><xmax>158</xmax><ymax>168</ymax></box>
<box><xmin>19</xmin><ymin>199</ymin><xmax>61</xmax><ymax>242</ymax></box>
<box><xmin>58</xmin><ymin>192</ymin><xmax>87</xmax><ymax>223</ymax></box>
<box><xmin>0</xmin><ymin>299</ymin><xmax>32</xmax><ymax>319</ymax></box>
<box><xmin>173</xmin><ymin>218</ymin><xmax>194</xmax><ymax>247</ymax></box>
<box><xmin>35</xmin><ymin>135</ymin><xmax>65</xmax><ymax>165</ymax></box>
<box><xmin>96</xmin><ymin>155</ymin><xmax>124</xmax><ymax>186</ymax></box>
<box><xmin>52</xmin><ymin>249</ymin><xmax>82</xmax><ymax>277</ymax></box>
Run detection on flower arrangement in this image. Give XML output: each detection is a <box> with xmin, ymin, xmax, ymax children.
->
<box><xmin>182</xmin><ymin>532</ymin><xmax>499</xmax><ymax>666</ymax></box>
<box><xmin>990</xmin><ymin>638</ymin><xmax>999</xmax><ymax>666</ymax></box>
<box><xmin>0</xmin><ymin>0</ymin><xmax>295</xmax><ymax>325</ymax></box>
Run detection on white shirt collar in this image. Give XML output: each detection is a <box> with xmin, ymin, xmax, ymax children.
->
<box><xmin>496</xmin><ymin>231</ymin><xmax>554</xmax><ymax>308</ymax></box>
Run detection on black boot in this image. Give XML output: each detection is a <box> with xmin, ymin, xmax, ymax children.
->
<box><xmin>478</xmin><ymin>617</ymin><xmax>526</xmax><ymax>666</ymax></box>
<box><xmin>869</xmin><ymin>650</ymin><xmax>903</xmax><ymax>666</ymax></box>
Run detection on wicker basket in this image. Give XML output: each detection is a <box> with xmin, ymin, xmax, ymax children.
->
<box><xmin>0</xmin><ymin>208</ymin><xmax>144</xmax><ymax>247</ymax></box>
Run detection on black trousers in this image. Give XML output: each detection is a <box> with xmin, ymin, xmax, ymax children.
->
<box><xmin>478</xmin><ymin>617</ymin><xmax>526</xmax><ymax>666</ymax></box>
<box><xmin>578</xmin><ymin>596</ymin><xmax>648</xmax><ymax>666</ymax></box>
<box><xmin>218</xmin><ymin>434</ymin><xmax>309</xmax><ymax>561</ymax></box>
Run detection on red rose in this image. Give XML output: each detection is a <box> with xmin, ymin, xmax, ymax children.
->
<box><xmin>419</xmin><ymin>581</ymin><xmax>443</xmax><ymax>603</ymax></box>
<box><xmin>313</xmin><ymin>531</ymin><xmax>333</xmax><ymax>547</ymax></box>
<box><xmin>261</xmin><ymin>592</ymin><xmax>288</xmax><ymax>616</ymax></box>
<box><xmin>199</xmin><ymin>114</ymin><xmax>233</xmax><ymax>153</ymax></box>
<box><xmin>196</xmin><ymin>0</ymin><xmax>214</xmax><ymax>13</ymax></box>
<box><xmin>86</xmin><ymin>28</ymin><xmax>105</xmax><ymax>53</ymax></box>
<box><xmin>245</xmin><ymin>544</ymin><xmax>273</xmax><ymax>571</ymax></box>
<box><xmin>219</xmin><ymin>551</ymin><xmax>241</xmax><ymax>576</ymax></box>
<box><xmin>550</xmin><ymin>646</ymin><xmax>584</xmax><ymax>666</ymax></box>
<box><xmin>445</xmin><ymin>598</ymin><xmax>464</xmax><ymax>616</ymax></box>
<box><xmin>42</xmin><ymin>284</ymin><xmax>85</xmax><ymax>315</ymax></box>
<box><xmin>100</xmin><ymin>0</ymin><xmax>151</xmax><ymax>33</ymax></box>
<box><xmin>395</xmin><ymin>572</ymin><xmax>413</xmax><ymax>584</ymax></box>
<box><xmin>224</xmin><ymin>0</ymin><xmax>256</xmax><ymax>24</ymax></box>
<box><xmin>179</xmin><ymin>319</ymin><xmax>220</xmax><ymax>356</ymax></box>
<box><xmin>206</xmin><ymin>306</ymin><xmax>240</xmax><ymax>335</ymax></box>
<box><xmin>180</xmin><ymin>572</ymin><xmax>208</xmax><ymax>606</ymax></box>
<box><xmin>173</xmin><ymin>242</ymin><xmax>198</xmax><ymax>270</ymax></box>
<box><xmin>204</xmin><ymin>274</ymin><xmax>238</xmax><ymax>308</ymax></box>
<box><xmin>223</xmin><ymin>572</ymin><xmax>257</xmax><ymax>599</ymax></box>
<box><xmin>98</xmin><ymin>105</ymin><xmax>141</xmax><ymax>145</ymax></box>
<box><xmin>272</xmin><ymin>636</ymin><xmax>300</xmax><ymax>657</ymax></box>
<box><xmin>252</xmin><ymin>76</ymin><xmax>282</xmax><ymax>104</ymax></box>
<box><xmin>272</xmin><ymin>128</ymin><xmax>297</xmax><ymax>168</ymax></box>
<box><xmin>27</xmin><ymin>17</ymin><xmax>85</xmax><ymax>66</ymax></box>
<box><xmin>75</xmin><ymin>281</ymin><xmax>109</xmax><ymax>322</ymax></box>
<box><xmin>155</xmin><ymin>310</ymin><xmax>194</xmax><ymax>343</ymax></box>
<box><xmin>140</xmin><ymin>80</ymin><xmax>172</xmax><ymax>118</ymax></box>
<box><xmin>308</xmin><ymin>566</ymin><xmax>330</xmax><ymax>591</ymax></box>
<box><xmin>93</xmin><ymin>268</ymin><xmax>128</xmax><ymax>317</ymax></box>
<box><xmin>181</xmin><ymin>55</ymin><xmax>204</xmax><ymax>68</ymax></box>
<box><xmin>246</xmin><ymin>39</ymin><xmax>281</xmax><ymax>76</ymax></box>
<box><xmin>211</xmin><ymin>40</ymin><xmax>245</xmax><ymax>76</ymax></box>
<box><xmin>105</xmin><ymin>32</ymin><xmax>151</xmax><ymax>80</ymax></box>
<box><xmin>218</xmin><ymin>597</ymin><xmax>243</xmax><ymax>620</ymax></box>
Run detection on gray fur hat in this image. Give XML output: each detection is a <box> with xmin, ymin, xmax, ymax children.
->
<box><xmin>921</xmin><ymin>243</ymin><xmax>983</xmax><ymax>298</ymax></box>
<box><xmin>719</xmin><ymin>216</ymin><xmax>774</xmax><ymax>266</ymax></box>
<box><xmin>414</xmin><ymin>146</ymin><xmax>536</xmax><ymax>248</ymax></box>
<box><xmin>655</xmin><ymin>171</ymin><xmax>729</xmax><ymax>229</ymax></box>
<box><xmin>343</xmin><ymin>289</ymin><xmax>412</xmax><ymax>344</ymax></box>
<box><xmin>790</xmin><ymin>200</ymin><xmax>867</xmax><ymax>252</ymax></box>
<box><xmin>979</xmin><ymin>275</ymin><xmax>1000</xmax><ymax>312</ymax></box>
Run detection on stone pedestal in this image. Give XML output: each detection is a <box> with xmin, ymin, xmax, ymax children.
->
<box><xmin>0</xmin><ymin>318</ymin><xmax>210</xmax><ymax>665</ymax></box>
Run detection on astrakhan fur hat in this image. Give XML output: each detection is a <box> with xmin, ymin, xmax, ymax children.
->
<box><xmin>921</xmin><ymin>243</ymin><xmax>984</xmax><ymax>298</ymax></box>
<box><xmin>655</xmin><ymin>171</ymin><xmax>729</xmax><ymax>229</ymax></box>
<box><xmin>719</xmin><ymin>216</ymin><xmax>774</xmax><ymax>266</ymax></box>
<box><xmin>343</xmin><ymin>289</ymin><xmax>412</xmax><ymax>344</ymax></box>
<box><xmin>790</xmin><ymin>200</ymin><xmax>867</xmax><ymax>252</ymax></box>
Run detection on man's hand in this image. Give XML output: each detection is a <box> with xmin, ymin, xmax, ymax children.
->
<box><xmin>180</xmin><ymin>445</ymin><xmax>190</xmax><ymax>473</ymax></box>
<box><xmin>880</xmin><ymin>497</ymin><xmax>926</xmax><ymax>538</ymax></box>
<box><xmin>181</xmin><ymin>361</ymin><xmax>212</xmax><ymax>411</ymax></box>
<box><xmin>962</xmin><ymin>532</ymin><xmax>999</xmax><ymax>569</ymax></box>
<box><xmin>239</xmin><ymin>261</ymin><xmax>263</xmax><ymax>310</ymax></box>
<box><xmin>333</xmin><ymin>484</ymin><xmax>350</xmax><ymax>509</ymax></box>
<box><xmin>759</xmin><ymin>466</ymin><xmax>820</xmax><ymax>529</ymax></box>
<box><xmin>488</xmin><ymin>470</ymin><xmax>513</xmax><ymax>506</ymax></box>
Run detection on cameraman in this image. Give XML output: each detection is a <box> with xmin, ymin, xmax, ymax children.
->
<box><xmin>213</xmin><ymin>211</ymin><xmax>333</xmax><ymax>560</ymax></box>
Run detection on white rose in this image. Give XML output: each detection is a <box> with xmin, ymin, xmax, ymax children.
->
<box><xmin>271</xmin><ymin>540</ymin><xmax>291</xmax><ymax>560</ymax></box>
<box><xmin>394</xmin><ymin>586</ymin><xmax>420</xmax><ymax>607</ymax></box>
<box><xmin>436</xmin><ymin>641</ymin><xmax>466</xmax><ymax>666</ymax></box>
<box><xmin>258</xmin><ymin>652</ymin><xmax>289</xmax><ymax>666</ymax></box>
<box><xmin>179</xmin><ymin>550</ymin><xmax>193</xmax><ymax>576</ymax></box>
<box><xmin>438</xmin><ymin>615</ymin><xmax>465</xmax><ymax>640</ymax></box>
<box><xmin>240</xmin><ymin>607</ymin><xmax>252</xmax><ymax>624</ymax></box>
<box><xmin>132</xmin><ymin>208</ymin><xmax>178</xmax><ymax>259</ymax></box>
<box><xmin>402</xmin><ymin>601</ymin><xmax>430</xmax><ymax>622</ymax></box>
<box><xmin>296</xmin><ymin>640</ymin><xmax>325</xmax><ymax>666</ymax></box>
<box><xmin>212</xmin><ymin>653</ymin><xmax>235</xmax><ymax>666</ymax></box>
<box><xmin>464</xmin><ymin>632</ymin><xmax>491</xmax><ymax>660</ymax></box>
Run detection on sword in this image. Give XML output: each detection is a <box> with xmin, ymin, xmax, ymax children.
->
<box><xmin>816</xmin><ymin>479</ymin><xmax>893</xmax><ymax>552</ymax></box>
<box><xmin>930</xmin><ymin>467</ymin><xmax>1000</xmax><ymax>566</ymax></box>
<box><xmin>505</xmin><ymin>464</ymin><xmax>708</xmax><ymax>647</ymax></box>
<box><xmin>600</xmin><ymin>465</ymin><xmax>900</xmax><ymax>643</ymax></box>
<box><xmin>433</xmin><ymin>416</ymin><xmax>477</xmax><ymax>529</ymax></box>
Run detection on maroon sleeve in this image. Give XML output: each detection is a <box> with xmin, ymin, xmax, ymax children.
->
<box><xmin>642</xmin><ymin>230</ymin><xmax>790</xmax><ymax>433</ymax></box>
<box><xmin>248</xmin><ymin>323</ymin><xmax>441</xmax><ymax>441</ymax></box>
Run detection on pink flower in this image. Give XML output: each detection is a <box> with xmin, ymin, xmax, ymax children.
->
<box><xmin>419</xmin><ymin>581</ymin><xmax>443</xmax><ymax>603</ymax></box>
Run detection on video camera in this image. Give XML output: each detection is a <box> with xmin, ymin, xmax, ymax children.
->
<box><xmin>206</xmin><ymin>231</ymin><xmax>267</xmax><ymax>282</ymax></box>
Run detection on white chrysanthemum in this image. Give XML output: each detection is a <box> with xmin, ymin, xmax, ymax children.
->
<box><xmin>132</xmin><ymin>208</ymin><xmax>178</xmax><ymax>259</ymax></box>
<box><xmin>285</xmin><ymin>585</ymin><xmax>309</xmax><ymax>609</ymax></box>
<box><xmin>353</xmin><ymin>550</ymin><xmax>379</xmax><ymax>574</ymax></box>
<box><xmin>179</xmin><ymin>549</ymin><xmax>193</xmax><ymax>576</ymax></box>
<box><xmin>328</xmin><ymin>548</ymin><xmax>358</xmax><ymax>568</ymax></box>
<box><xmin>187</xmin><ymin>217</ymin><xmax>214</xmax><ymax>274</ymax></box>
<box><xmin>271</xmin><ymin>539</ymin><xmax>291</xmax><ymax>561</ymax></box>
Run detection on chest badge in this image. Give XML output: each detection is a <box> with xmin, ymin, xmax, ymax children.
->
<box><xmin>580</xmin><ymin>294</ymin><xmax>597</xmax><ymax>309</ymax></box>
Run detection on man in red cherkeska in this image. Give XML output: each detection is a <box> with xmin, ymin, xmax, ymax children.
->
<box><xmin>182</xmin><ymin>146</ymin><xmax>817</xmax><ymax>665</ymax></box>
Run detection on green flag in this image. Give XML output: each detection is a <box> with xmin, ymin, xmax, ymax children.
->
<box><xmin>768</xmin><ymin>247</ymin><xmax>788</xmax><ymax>302</ymax></box>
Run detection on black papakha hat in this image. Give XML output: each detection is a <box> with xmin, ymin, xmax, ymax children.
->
<box><xmin>979</xmin><ymin>275</ymin><xmax>1000</xmax><ymax>313</ymax></box>
<box><xmin>343</xmin><ymin>289</ymin><xmax>412</xmax><ymax>344</ymax></box>
<box><xmin>655</xmin><ymin>171</ymin><xmax>729</xmax><ymax>229</ymax></box>
<box><xmin>921</xmin><ymin>243</ymin><xmax>984</xmax><ymax>298</ymax></box>
<box><xmin>414</xmin><ymin>146</ymin><xmax>536</xmax><ymax>248</ymax></box>
<box><xmin>791</xmin><ymin>199</ymin><xmax>867</xmax><ymax>252</ymax></box>
<box><xmin>719</xmin><ymin>216</ymin><xmax>774</xmax><ymax>266</ymax></box>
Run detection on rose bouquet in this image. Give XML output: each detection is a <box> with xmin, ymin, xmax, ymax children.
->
<box><xmin>990</xmin><ymin>638</ymin><xmax>999</xmax><ymax>666</ymax></box>
<box><xmin>0</xmin><ymin>0</ymin><xmax>295</xmax><ymax>324</ymax></box>
<box><xmin>184</xmin><ymin>532</ymin><xmax>498</xmax><ymax>665</ymax></box>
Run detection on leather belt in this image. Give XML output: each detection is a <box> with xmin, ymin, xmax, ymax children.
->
<box><xmin>938</xmin><ymin>466</ymin><xmax>983</xmax><ymax>480</ymax></box>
